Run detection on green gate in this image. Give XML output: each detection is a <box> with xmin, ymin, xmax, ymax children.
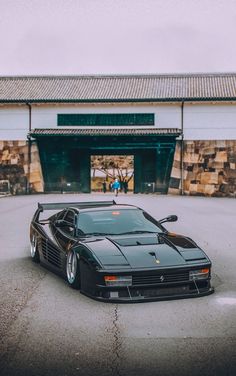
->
<box><xmin>36</xmin><ymin>135</ymin><xmax>176</xmax><ymax>194</ymax></box>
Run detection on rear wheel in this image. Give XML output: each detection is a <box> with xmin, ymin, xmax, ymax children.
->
<box><xmin>66</xmin><ymin>250</ymin><xmax>80</xmax><ymax>289</ymax></box>
<box><xmin>30</xmin><ymin>234</ymin><xmax>40</xmax><ymax>263</ymax></box>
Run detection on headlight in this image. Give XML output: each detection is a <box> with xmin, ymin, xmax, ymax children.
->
<box><xmin>104</xmin><ymin>275</ymin><xmax>132</xmax><ymax>286</ymax></box>
<box><xmin>189</xmin><ymin>268</ymin><xmax>210</xmax><ymax>281</ymax></box>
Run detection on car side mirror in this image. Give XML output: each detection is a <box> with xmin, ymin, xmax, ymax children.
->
<box><xmin>159</xmin><ymin>215</ymin><xmax>178</xmax><ymax>224</ymax></box>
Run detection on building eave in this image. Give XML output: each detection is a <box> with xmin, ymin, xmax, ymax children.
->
<box><xmin>1</xmin><ymin>97</ymin><xmax>236</xmax><ymax>105</ymax></box>
<box><xmin>29</xmin><ymin>127</ymin><xmax>182</xmax><ymax>138</ymax></box>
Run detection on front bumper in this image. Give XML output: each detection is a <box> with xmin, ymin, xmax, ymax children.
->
<box><xmin>81</xmin><ymin>280</ymin><xmax>214</xmax><ymax>303</ymax></box>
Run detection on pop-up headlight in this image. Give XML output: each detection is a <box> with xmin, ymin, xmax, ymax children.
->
<box><xmin>189</xmin><ymin>268</ymin><xmax>210</xmax><ymax>281</ymax></box>
<box><xmin>104</xmin><ymin>275</ymin><xmax>132</xmax><ymax>287</ymax></box>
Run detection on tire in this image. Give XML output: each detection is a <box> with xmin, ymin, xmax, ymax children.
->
<box><xmin>30</xmin><ymin>234</ymin><xmax>40</xmax><ymax>263</ymax></box>
<box><xmin>66</xmin><ymin>250</ymin><xmax>80</xmax><ymax>289</ymax></box>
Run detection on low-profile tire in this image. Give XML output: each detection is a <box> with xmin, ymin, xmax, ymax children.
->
<box><xmin>30</xmin><ymin>234</ymin><xmax>40</xmax><ymax>263</ymax></box>
<box><xmin>66</xmin><ymin>250</ymin><xmax>80</xmax><ymax>289</ymax></box>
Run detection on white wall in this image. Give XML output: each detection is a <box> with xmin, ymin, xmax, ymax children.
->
<box><xmin>0</xmin><ymin>102</ymin><xmax>181</xmax><ymax>141</ymax></box>
<box><xmin>1</xmin><ymin>102</ymin><xmax>236</xmax><ymax>141</ymax></box>
<box><xmin>184</xmin><ymin>103</ymin><xmax>236</xmax><ymax>140</ymax></box>
<box><xmin>31</xmin><ymin>102</ymin><xmax>181</xmax><ymax>130</ymax></box>
<box><xmin>0</xmin><ymin>105</ymin><xmax>29</xmax><ymax>140</ymax></box>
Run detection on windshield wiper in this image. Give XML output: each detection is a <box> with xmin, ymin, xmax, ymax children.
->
<box><xmin>85</xmin><ymin>232</ymin><xmax>116</xmax><ymax>236</ymax></box>
<box><xmin>120</xmin><ymin>230</ymin><xmax>158</xmax><ymax>235</ymax></box>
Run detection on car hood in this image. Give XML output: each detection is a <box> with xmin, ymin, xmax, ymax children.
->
<box><xmin>84</xmin><ymin>233</ymin><xmax>209</xmax><ymax>269</ymax></box>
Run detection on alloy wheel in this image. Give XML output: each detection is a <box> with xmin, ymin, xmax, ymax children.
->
<box><xmin>66</xmin><ymin>251</ymin><xmax>78</xmax><ymax>284</ymax></box>
<box><xmin>31</xmin><ymin>235</ymin><xmax>37</xmax><ymax>258</ymax></box>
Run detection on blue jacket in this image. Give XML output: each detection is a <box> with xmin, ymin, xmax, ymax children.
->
<box><xmin>112</xmin><ymin>181</ymin><xmax>120</xmax><ymax>189</ymax></box>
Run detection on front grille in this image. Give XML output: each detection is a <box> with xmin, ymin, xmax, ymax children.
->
<box><xmin>132</xmin><ymin>271</ymin><xmax>189</xmax><ymax>285</ymax></box>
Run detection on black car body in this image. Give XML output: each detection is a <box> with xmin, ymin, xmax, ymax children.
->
<box><xmin>30</xmin><ymin>200</ymin><xmax>214</xmax><ymax>302</ymax></box>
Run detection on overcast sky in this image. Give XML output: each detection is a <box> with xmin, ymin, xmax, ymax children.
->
<box><xmin>0</xmin><ymin>0</ymin><xmax>236</xmax><ymax>76</ymax></box>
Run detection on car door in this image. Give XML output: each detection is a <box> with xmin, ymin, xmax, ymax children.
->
<box><xmin>56</xmin><ymin>209</ymin><xmax>77</xmax><ymax>251</ymax></box>
<box><xmin>40</xmin><ymin>211</ymin><xmax>66</xmax><ymax>270</ymax></box>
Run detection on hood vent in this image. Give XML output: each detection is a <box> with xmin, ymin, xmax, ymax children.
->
<box><xmin>112</xmin><ymin>235</ymin><xmax>158</xmax><ymax>247</ymax></box>
<box><xmin>180</xmin><ymin>250</ymin><xmax>207</xmax><ymax>262</ymax></box>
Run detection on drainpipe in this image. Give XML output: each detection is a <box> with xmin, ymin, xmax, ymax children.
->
<box><xmin>180</xmin><ymin>101</ymin><xmax>184</xmax><ymax>195</ymax></box>
<box><xmin>26</xmin><ymin>103</ymin><xmax>32</xmax><ymax>194</ymax></box>
<box><xmin>26</xmin><ymin>102</ymin><xmax>32</xmax><ymax>132</ymax></box>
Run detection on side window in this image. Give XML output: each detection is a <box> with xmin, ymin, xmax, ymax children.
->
<box><xmin>62</xmin><ymin>210</ymin><xmax>75</xmax><ymax>236</ymax></box>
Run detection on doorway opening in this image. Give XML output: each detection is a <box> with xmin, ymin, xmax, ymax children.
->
<box><xmin>90</xmin><ymin>155</ymin><xmax>134</xmax><ymax>193</ymax></box>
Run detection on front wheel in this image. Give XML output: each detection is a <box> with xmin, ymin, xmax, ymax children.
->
<box><xmin>30</xmin><ymin>234</ymin><xmax>40</xmax><ymax>263</ymax></box>
<box><xmin>66</xmin><ymin>250</ymin><xmax>80</xmax><ymax>289</ymax></box>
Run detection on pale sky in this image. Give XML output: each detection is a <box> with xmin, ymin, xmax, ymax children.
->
<box><xmin>0</xmin><ymin>0</ymin><xmax>236</xmax><ymax>76</ymax></box>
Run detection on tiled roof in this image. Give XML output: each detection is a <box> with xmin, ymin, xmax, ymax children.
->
<box><xmin>0</xmin><ymin>73</ymin><xmax>236</xmax><ymax>103</ymax></box>
<box><xmin>30</xmin><ymin>128</ymin><xmax>181</xmax><ymax>137</ymax></box>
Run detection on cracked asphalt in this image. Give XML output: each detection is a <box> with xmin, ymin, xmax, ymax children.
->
<box><xmin>0</xmin><ymin>193</ymin><xmax>236</xmax><ymax>376</ymax></box>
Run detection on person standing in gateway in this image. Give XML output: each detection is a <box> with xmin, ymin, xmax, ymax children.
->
<box><xmin>112</xmin><ymin>178</ymin><xmax>121</xmax><ymax>197</ymax></box>
<box><xmin>102</xmin><ymin>180</ymin><xmax>107</xmax><ymax>193</ymax></box>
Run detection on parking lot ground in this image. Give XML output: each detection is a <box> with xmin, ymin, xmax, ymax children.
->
<box><xmin>0</xmin><ymin>193</ymin><xmax>236</xmax><ymax>376</ymax></box>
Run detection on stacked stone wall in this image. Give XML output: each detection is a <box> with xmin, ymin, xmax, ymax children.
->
<box><xmin>0</xmin><ymin>140</ymin><xmax>44</xmax><ymax>194</ymax></box>
<box><xmin>169</xmin><ymin>140</ymin><xmax>236</xmax><ymax>197</ymax></box>
<box><xmin>1</xmin><ymin>139</ymin><xmax>236</xmax><ymax>197</ymax></box>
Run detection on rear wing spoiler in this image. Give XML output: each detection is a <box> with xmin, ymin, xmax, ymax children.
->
<box><xmin>37</xmin><ymin>200</ymin><xmax>116</xmax><ymax>212</ymax></box>
<box><xmin>33</xmin><ymin>200</ymin><xmax>116</xmax><ymax>223</ymax></box>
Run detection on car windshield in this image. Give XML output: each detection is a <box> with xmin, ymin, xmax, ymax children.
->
<box><xmin>77</xmin><ymin>209</ymin><xmax>164</xmax><ymax>236</ymax></box>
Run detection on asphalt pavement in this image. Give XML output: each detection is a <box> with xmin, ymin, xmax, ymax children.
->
<box><xmin>0</xmin><ymin>193</ymin><xmax>236</xmax><ymax>376</ymax></box>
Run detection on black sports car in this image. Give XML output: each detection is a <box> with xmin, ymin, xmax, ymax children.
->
<box><xmin>30</xmin><ymin>200</ymin><xmax>214</xmax><ymax>302</ymax></box>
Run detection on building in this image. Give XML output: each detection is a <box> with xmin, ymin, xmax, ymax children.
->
<box><xmin>0</xmin><ymin>73</ymin><xmax>236</xmax><ymax>196</ymax></box>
